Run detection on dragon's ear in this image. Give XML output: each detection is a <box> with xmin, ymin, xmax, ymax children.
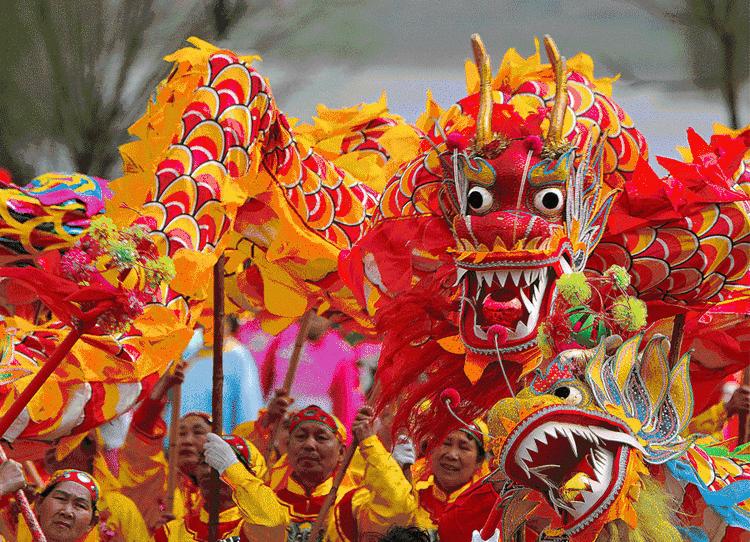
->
<box><xmin>566</xmin><ymin>131</ymin><xmax>620</xmax><ymax>269</ymax></box>
<box><xmin>637</xmin><ymin>335</ymin><xmax>671</xmax><ymax>430</ymax></box>
<box><xmin>667</xmin><ymin>351</ymin><xmax>694</xmax><ymax>434</ymax></box>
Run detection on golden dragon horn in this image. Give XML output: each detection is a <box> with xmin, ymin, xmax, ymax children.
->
<box><xmin>543</xmin><ymin>35</ymin><xmax>568</xmax><ymax>150</ymax></box>
<box><xmin>471</xmin><ymin>33</ymin><xmax>493</xmax><ymax>149</ymax></box>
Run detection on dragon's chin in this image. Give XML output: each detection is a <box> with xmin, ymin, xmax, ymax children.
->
<box><xmin>499</xmin><ymin>405</ymin><xmax>643</xmax><ymax>535</ymax></box>
<box><xmin>457</xmin><ymin>255</ymin><xmax>571</xmax><ymax>354</ymax></box>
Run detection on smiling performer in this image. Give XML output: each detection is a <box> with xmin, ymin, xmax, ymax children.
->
<box><xmin>410</xmin><ymin>420</ymin><xmax>493</xmax><ymax>540</ymax></box>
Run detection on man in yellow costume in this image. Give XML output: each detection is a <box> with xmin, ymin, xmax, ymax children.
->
<box><xmin>203</xmin><ymin>405</ymin><xmax>412</xmax><ymax>541</ymax></box>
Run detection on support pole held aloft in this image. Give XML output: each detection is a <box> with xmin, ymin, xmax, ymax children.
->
<box><xmin>308</xmin><ymin>384</ymin><xmax>378</xmax><ymax>542</ymax></box>
<box><xmin>0</xmin><ymin>326</ymin><xmax>82</xmax><ymax>439</ymax></box>
<box><xmin>668</xmin><ymin>313</ymin><xmax>686</xmax><ymax>368</ymax></box>
<box><xmin>263</xmin><ymin>310</ymin><xmax>313</xmax><ymax>466</ymax></box>
<box><xmin>208</xmin><ymin>255</ymin><xmax>226</xmax><ymax>542</ymax></box>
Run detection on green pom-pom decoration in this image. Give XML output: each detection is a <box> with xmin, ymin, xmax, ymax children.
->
<box><xmin>611</xmin><ymin>296</ymin><xmax>648</xmax><ymax>331</ymax></box>
<box><xmin>604</xmin><ymin>265</ymin><xmax>631</xmax><ymax>289</ymax></box>
<box><xmin>110</xmin><ymin>240</ymin><xmax>138</xmax><ymax>267</ymax></box>
<box><xmin>556</xmin><ymin>272</ymin><xmax>592</xmax><ymax>304</ymax></box>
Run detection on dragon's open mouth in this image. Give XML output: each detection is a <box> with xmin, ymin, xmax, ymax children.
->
<box><xmin>501</xmin><ymin>407</ymin><xmax>642</xmax><ymax>533</ymax></box>
<box><xmin>458</xmin><ymin>259</ymin><xmax>568</xmax><ymax>353</ymax></box>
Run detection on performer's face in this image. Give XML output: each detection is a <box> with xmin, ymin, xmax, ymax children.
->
<box><xmin>287</xmin><ymin>422</ymin><xmax>343</xmax><ymax>483</ymax></box>
<box><xmin>38</xmin><ymin>481</ymin><xmax>96</xmax><ymax>542</ymax></box>
<box><xmin>176</xmin><ymin>414</ymin><xmax>210</xmax><ymax>474</ymax></box>
<box><xmin>430</xmin><ymin>430</ymin><xmax>482</xmax><ymax>495</ymax></box>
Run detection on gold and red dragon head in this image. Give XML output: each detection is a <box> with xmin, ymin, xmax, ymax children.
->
<box><xmin>486</xmin><ymin>334</ymin><xmax>694</xmax><ymax>541</ymax></box>
<box><xmin>438</xmin><ymin>36</ymin><xmax>619</xmax><ymax>362</ymax></box>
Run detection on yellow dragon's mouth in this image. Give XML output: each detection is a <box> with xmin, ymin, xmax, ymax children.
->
<box><xmin>499</xmin><ymin>405</ymin><xmax>644</xmax><ymax>534</ymax></box>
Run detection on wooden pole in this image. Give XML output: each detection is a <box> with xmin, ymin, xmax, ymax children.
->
<box><xmin>0</xmin><ymin>445</ymin><xmax>46</xmax><ymax>542</ymax></box>
<box><xmin>0</xmin><ymin>326</ymin><xmax>81</xmax><ymax>439</ymax></box>
<box><xmin>667</xmin><ymin>313</ymin><xmax>686</xmax><ymax>368</ymax></box>
<box><xmin>308</xmin><ymin>442</ymin><xmax>357</xmax><ymax>542</ymax></box>
<box><xmin>208</xmin><ymin>255</ymin><xmax>225</xmax><ymax>542</ymax></box>
<box><xmin>23</xmin><ymin>461</ymin><xmax>44</xmax><ymax>489</ymax></box>
<box><xmin>164</xmin><ymin>382</ymin><xmax>182</xmax><ymax>515</ymax></box>
<box><xmin>263</xmin><ymin>310</ymin><xmax>313</xmax><ymax>466</ymax></box>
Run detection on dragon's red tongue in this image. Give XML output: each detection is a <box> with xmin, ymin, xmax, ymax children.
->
<box><xmin>482</xmin><ymin>296</ymin><xmax>523</xmax><ymax>327</ymax></box>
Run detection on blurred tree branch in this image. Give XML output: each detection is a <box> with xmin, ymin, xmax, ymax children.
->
<box><xmin>0</xmin><ymin>0</ymin><xmax>357</xmax><ymax>181</ymax></box>
<box><xmin>625</xmin><ymin>0</ymin><xmax>748</xmax><ymax>128</ymax></box>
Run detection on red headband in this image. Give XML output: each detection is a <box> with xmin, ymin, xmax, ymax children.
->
<box><xmin>289</xmin><ymin>405</ymin><xmax>343</xmax><ymax>441</ymax></box>
<box><xmin>182</xmin><ymin>411</ymin><xmax>212</xmax><ymax>425</ymax></box>
<box><xmin>44</xmin><ymin>469</ymin><xmax>100</xmax><ymax>507</ymax></box>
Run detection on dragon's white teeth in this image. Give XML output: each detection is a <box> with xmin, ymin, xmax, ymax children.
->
<box><xmin>559</xmin><ymin>258</ymin><xmax>573</xmax><ymax>275</ymax></box>
<box><xmin>519</xmin><ymin>459</ymin><xmax>531</xmax><ymax>479</ymax></box>
<box><xmin>476</xmin><ymin>271</ymin><xmax>492</xmax><ymax>288</ymax></box>
<box><xmin>588</xmin><ymin>426</ymin><xmax>646</xmax><ymax>453</ymax></box>
<box><xmin>535</xmin><ymin>431</ymin><xmax>549</xmax><ymax>447</ymax></box>
<box><xmin>494</xmin><ymin>269</ymin><xmax>508</xmax><ymax>287</ymax></box>
<box><xmin>518</xmin><ymin>448</ymin><xmax>533</xmax><ymax>466</ymax></box>
<box><xmin>473</xmin><ymin>324</ymin><xmax>488</xmax><ymax>341</ymax></box>
<box><xmin>510</xmin><ymin>269</ymin><xmax>522</xmax><ymax>286</ymax></box>
<box><xmin>520</xmin><ymin>288</ymin><xmax>534</xmax><ymax>313</ymax></box>
<box><xmin>514</xmin><ymin>320</ymin><xmax>528</xmax><ymax>337</ymax></box>
<box><xmin>522</xmin><ymin>269</ymin><xmax>535</xmax><ymax>285</ymax></box>
<box><xmin>455</xmin><ymin>268</ymin><xmax>468</xmax><ymax>286</ymax></box>
<box><xmin>561</xmin><ymin>426</ymin><xmax>579</xmax><ymax>456</ymax></box>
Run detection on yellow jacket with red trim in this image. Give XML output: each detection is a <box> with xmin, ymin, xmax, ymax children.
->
<box><xmin>329</xmin><ymin>435</ymin><xmax>416</xmax><ymax>542</ymax></box>
<box><xmin>119</xmin><ymin>400</ymin><xmax>267</xmax><ymax>533</ymax></box>
<box><xmin>152</xmin><ymin>461</ymin><xmax>286</xmax><ymax>542</ymax></box>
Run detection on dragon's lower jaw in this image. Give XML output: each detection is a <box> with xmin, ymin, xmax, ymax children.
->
<box><xmin>500</xmin><ymin>408</ymin><xmax>643</xmax><ymax>534</ymax></box>
<box><xmin>458</xmin><ymin>263</ymin><xmax>559</xmax><ymax>354</ymax></box>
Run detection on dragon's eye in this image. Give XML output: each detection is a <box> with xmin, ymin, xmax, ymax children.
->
<box><xmin>533</xmin><ymin>188</ymin><xmax>564</xmax><ymax>215</ymax></box>
<box><xmin>467</xmin><ymin>186</ymin><xmax>493</xmax><ymax>214</ymax></box>
<box><xmin>553</xmin><ymin>385</ymin><xmax>583</xmax><ymax>405</ymax></box>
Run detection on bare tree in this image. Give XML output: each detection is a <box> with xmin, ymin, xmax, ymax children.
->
<box><xmin>626</xmin><ymin>0</ymin><xmax>748</xmax><ymax>128</ymax></box>
<box><xmin>0</xmin><ymin>0</ymin><xmax>357</xmax><ymax>182</ymax></box>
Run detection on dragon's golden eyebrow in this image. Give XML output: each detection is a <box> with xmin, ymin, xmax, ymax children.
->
<box><xmin>527</xmin><ymin>154</ymin><xmax>573</xmax><ymax>188</ymax></box>
<box><xmin>462</xmin><ymin>157</ymin><xmax>495</xmax><ymax>187</ymax></box>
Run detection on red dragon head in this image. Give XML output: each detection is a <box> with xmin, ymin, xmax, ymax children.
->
<box><xmin>439</xmin><ymin>36</ymin><xmax>618</xmax><ymax>360</ymax></box>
